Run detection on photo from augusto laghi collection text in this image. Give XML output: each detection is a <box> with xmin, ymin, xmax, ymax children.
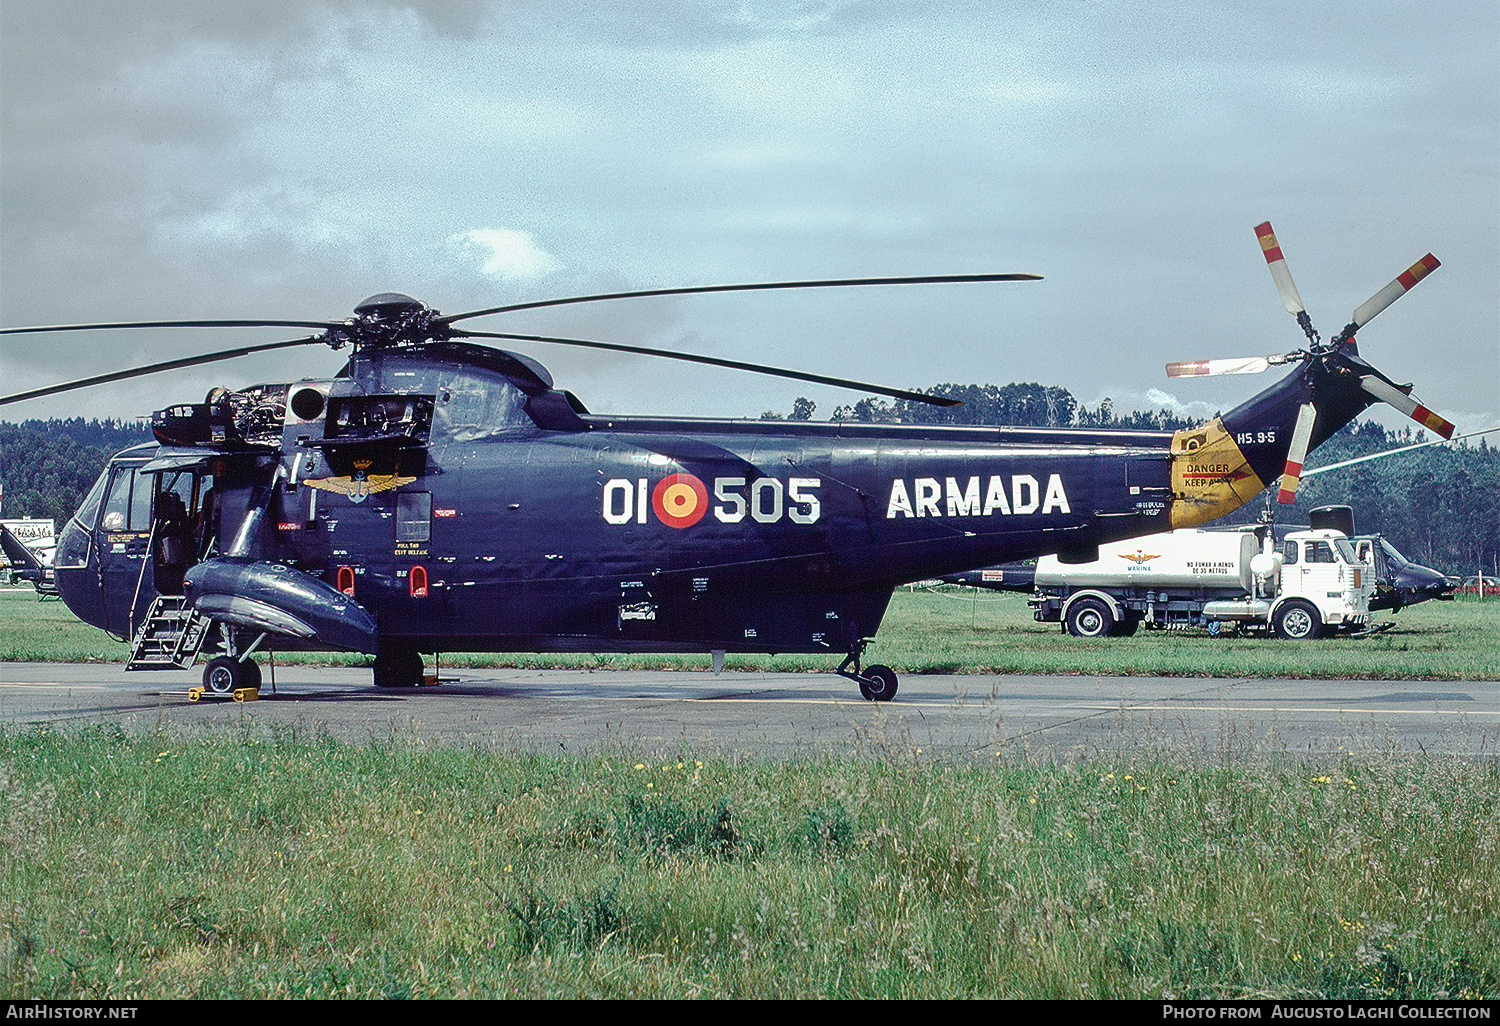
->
<box><xmin>1162</xmin><ymin>1005</ymin><xmax>1493</xmax><ymax>1020</ymax></box>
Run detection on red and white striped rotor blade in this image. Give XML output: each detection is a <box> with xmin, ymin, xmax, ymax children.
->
<box><xmin>1255</xmin><ymin>221</ymin><xmax>1307</xmax><ymax>316</ymax></box>
<box><xmin>1359</xmin><ymin>375</ymin><xmax>1456</xmax><ymax>439</ymax></box>
<box><xmin>1166</xmin><ymin>356</ymin><xmax>1274</xmax><ymax>379</ymax></box>
<box><xmin>1349</xmin><ymin>254</ymin><xmax>1440</xmax><ymax>331</ymax></box>
<box><xmin>1277</xmin><ymin>402</ymin><xmax>1317</xmax><ymax>505</ymax></box>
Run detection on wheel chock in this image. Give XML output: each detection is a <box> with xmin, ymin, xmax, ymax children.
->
<box><xmin>188</xmin><ymin>687</ymin><xmax>204</xmax><ymax>702</ymax></box>
<box><xmin>233</xmin><ymin>687</ymin><xmax>259</xmax><ymax>703</ymax></box>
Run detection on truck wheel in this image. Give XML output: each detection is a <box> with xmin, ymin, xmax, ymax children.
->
<box><xmin>1111</xmin><ymin>615</ymin><xmax>1140</xmax><ymax>637</ymax></box>
<box><xmin>1066</xmin><ymin>598</ymin><xmax>1115</xmax><ymax>638</ymax></box>
<box><xmin>1273</xmin><ymin>601</ymin><xmax>1323</xmax><ymax>640</ymax></box>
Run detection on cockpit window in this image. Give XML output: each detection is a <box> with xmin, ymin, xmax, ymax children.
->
<box><xmin>101</xmin><ymin>466</ymin><xmax>151</xmax><ymax>532</ymax></box>
<box><xmin>73</xmin><ymin>467</ymin><xmax>111</xmax><ymax>530</ymax></box>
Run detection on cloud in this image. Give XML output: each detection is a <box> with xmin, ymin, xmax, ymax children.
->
<box><xmin>448</xmin><ymin>229</ymin><xmax>563</xmax><ymax>281</ymax></box>
<box><xmin>1087</xmin><ymin>387</ymin><xmax>1221</xmax><ymax>422</ymax></box>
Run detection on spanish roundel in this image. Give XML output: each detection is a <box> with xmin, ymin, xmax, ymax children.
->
<box><xmin>652</xmin><ymin>473</ymin><xmax>709</xmax><ymax>529</ymax></box>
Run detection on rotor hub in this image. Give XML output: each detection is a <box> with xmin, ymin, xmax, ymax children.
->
<box><xmin>326</xmin><ymin>293</ymin><xmax>442</xmax><ymax>350</ymax></box>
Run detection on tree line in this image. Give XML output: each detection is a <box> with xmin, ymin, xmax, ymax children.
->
<box><xmin>4</xmin><ymin>398</ymin><xmax>1496</xmax><ymax>576</ymax></box>
<box><xmin>0</xmin><ymin>419</ymin><xmax>152</xmax><ymax>526</ymax></box>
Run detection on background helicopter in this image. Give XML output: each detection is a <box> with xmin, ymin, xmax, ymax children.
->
<box><xmin>0</xmin><ymin>223</ymin><xmax>1456</xmax><ymax>699</ymax></box>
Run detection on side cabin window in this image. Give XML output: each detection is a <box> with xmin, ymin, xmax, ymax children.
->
<box><xmin>1282</xmin><ymin>540</ymin><xmax>1299</xmax><ymax>565</ymax></box>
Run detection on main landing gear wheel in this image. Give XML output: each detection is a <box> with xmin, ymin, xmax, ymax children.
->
<box><xmin>1066</xmin><ymin>597</ymin><xmax>1114</xmax><ymax>638</ymax></box>
<box><xmin>373</xmin><ymin>647</ymin><xmax>425</xmax><ymax>688</ymax></box>
<box><xmin>203</xmin><ymin>656</ymin><xmax>260</xmax><ymax>695</ymax></box>
<box><xmin>857</xmin><ymin>664</ymin><xmax>898</xmax><ymax>702</ymax></box>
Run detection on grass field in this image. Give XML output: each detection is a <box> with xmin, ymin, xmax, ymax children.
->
<box><xmin>3</xmin><ymin>586</ymin><xmax>1497</xmax><ymax>680</ymax></box>
<box><xmin>2</xmin><ymin>589</ymin><xmax>1496</xmax><ymax>999</ymax></box>
<box><xmin>1</xmin><ymin>728</ymin><xmax>1495</xmax><ymax>1000</ymax></box>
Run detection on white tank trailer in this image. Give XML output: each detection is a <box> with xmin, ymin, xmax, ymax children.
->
<box><xmin>1030</xmin><ymin>525</ymin><xmax>1373</xmax><ymax>640</ymax></box>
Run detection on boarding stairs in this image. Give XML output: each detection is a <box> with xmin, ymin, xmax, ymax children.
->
<box><xmin>127</xmin><ymin>595</ymin><xmax>212</xmax><ymax>670</ymax></box>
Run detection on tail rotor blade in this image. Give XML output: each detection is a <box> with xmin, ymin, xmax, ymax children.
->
<box><xmin>1166</xmin><ymin>350</ymin><xmax>1304</xmax><ymax>379</ymax></box>
<box><xmin>1277</xmin><ymin>401</ymin><xmax>1318</xmax><ymax>505</ymax></box>
<box><xmin>1346</xmin><ymin>254</ymin><xmax>1441</xmax><ymax>334</ymax></box>
<box><xmin>1167</xmin><ymin>356</ymin><xmax>1272</xmax><ymax>378</ymax></box>
<box><xmin>1360</xmin><ymin>375</ymin><xmax>1456</xmax><ymax>439</ymax></box>
<box><xmin>1255</xmin><ymin>222</ymin><xmax>1308</xmax><ymax>316</ymax></box>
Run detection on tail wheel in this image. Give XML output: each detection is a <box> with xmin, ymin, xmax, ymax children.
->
<box><xmin>1066</xmin><ymin>598</ymin><xmax>1115</xmax><ymax>638</ymax></box>
<box><xmin>373</xmin><ymin>646</ymin><xmax>425</xmax><ymax>687</ymax></box>
<box><xmin>1273</xmin><ymin>600</ymin><xmax>1323</xmax><ymax>640</ymax></box>
<box><xmin>858</xmin><ymin>664</ymin><xmax>899</xmax><ymax>702</ymax></box>
<box><xmin>203</xmin><ymin>656</ymin><xmax>259</xmax><ymax>694</ymax></box>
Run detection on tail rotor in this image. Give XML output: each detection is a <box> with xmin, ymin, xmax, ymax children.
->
<box><xmin>1167</xmin><ymin>220</ymin><xmax>1456</xmax><ymax>505</ymax></box>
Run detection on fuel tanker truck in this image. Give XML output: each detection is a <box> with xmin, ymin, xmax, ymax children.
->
<box><xmin>1029</xmin><ymin>523</ymin><xmax>1373</xmax><ymax>640</ymax></box>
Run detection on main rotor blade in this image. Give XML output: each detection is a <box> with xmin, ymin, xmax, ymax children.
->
<box><xmin>1345</xmin><ymin>254</ymin><xmax>1441</xmax><ymax>335</ymax></box>
<box><xmin>1277</xmin><ymin>401</ymin><xmax>1318</xmax><ymax>504</ymax></box>
<box><xmin>1</xmin><ymin>317</ymin><xmax>339</xmax><ymax>336</ymax></box>
<box><xmin>1255</xmin><ymin>222</ymin><xmax>1308</xmax><ymax>317</ymax></box>
<box><xmin>451</xmin><ymin>329</ymin><xmax>963</xmax><ymax>407</ymax></box>
<box><xmin>440</xmin><ymin>273</ymin><xmax>1042</xmax><ymax>325</ymax></box>
<box><xmin>1359</xmin><ymin>375</ymin><xmax>1455</xmax><ymax>439</ymax></box>
<box><xmin>0</xmin><ymin>336</ymin><xmax>322</xmax><ymax>406</ymax></box>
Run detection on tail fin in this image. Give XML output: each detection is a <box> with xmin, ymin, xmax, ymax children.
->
<box><xmin>1</xmin><ymin>524</ymin><xmax>55</xmax><ymax>595</ymax></box>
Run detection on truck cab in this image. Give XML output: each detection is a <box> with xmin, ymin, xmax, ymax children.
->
<box><xmin>1270</xmin><ymin>528</ymin><xmax>1372</xmax><ymax>637</ymax></box>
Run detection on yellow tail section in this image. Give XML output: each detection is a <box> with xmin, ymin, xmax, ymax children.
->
<box><xmin>1169</xmin><ymin>418</ymin><xmax>1267</xmax><ymax>528</ymax></box>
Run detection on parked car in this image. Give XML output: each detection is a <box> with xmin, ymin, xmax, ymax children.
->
<box><xmin>1457</xmin><ymin>576</ymin><xmax>1500</xmax><ymax>596</ymax></box>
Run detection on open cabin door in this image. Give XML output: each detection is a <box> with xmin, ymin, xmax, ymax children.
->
<box><xmin>136</xmin><ymin>449</ymin><xmax>221</xmax><ymax>599</ymax></box>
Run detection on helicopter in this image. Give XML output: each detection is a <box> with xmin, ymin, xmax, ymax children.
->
<box><xmin>0</xmin><ymin>223</ymin><xmax>1456</xmax><ymax>699</ymax></box>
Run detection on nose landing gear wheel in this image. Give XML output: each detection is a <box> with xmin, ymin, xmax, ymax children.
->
<box><xmin>857</xmin><ymin>664</ymin><xmax>899</xmax><ymax>702</ymax></box>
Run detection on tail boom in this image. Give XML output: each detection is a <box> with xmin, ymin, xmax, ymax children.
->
<box><xmin>1167</xmin><ymin>345</ymin><xmax>1381</xmax><ymax>527</ymax></box>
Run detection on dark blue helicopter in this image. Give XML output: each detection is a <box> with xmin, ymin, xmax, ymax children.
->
<box><xmin>0</xmin><ymin>224</ymin><xmax>1455</xmax><ymax>699</ymax></box>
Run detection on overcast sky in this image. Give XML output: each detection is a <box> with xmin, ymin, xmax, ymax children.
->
<box><xmin>2</xmin><ymin>1</ymin><xmax>1496</xmax><ymax>439</ymax></box>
